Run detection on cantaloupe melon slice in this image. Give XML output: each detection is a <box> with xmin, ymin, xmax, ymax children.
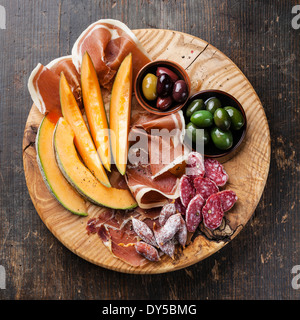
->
<box><xmin>109</xmin><ymin>53</ymin><xmax>132</xmax><ymax>175</ymax></box>
<box><xmin>81</xmin><ymin>52</ymin><xmax>111</xmax><ymax>172</ymax></box>
<box><xmin>36</xmin><ymin>115</ymin><xmax>88</xmax><ymax>216</ymax></box>
<box><xmin>54</xmin><ymin>117</ymin><xmax>137</xmax><ymax>210</ymax></box>
<box><xmin>59</xmin><ymin>72</ymin><xmax>111</xmax><ymax>187</ymax></box>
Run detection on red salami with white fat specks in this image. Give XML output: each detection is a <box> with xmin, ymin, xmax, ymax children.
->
<box><xmin>185</xmin><ymin>152</ymin><xmax>205</xmax><ymax>180</ymax></box>
<box><xmin>204</xmin><ymin>158</ymin><xmax>229</xmax><ymax>187</ymax></box>
<box><xmin>202</xmin><ymin>193</ymin><xmax>224</xmax><ymax>230</ymax></box>
<box><xmin>194</xmin><ymin>177</ymin><xmax>219</xmax><ymax>200</ymax></box>
<box><xmin>174</xmin><ymin>197</ymin><xmax>186</xmax><ymax>215</ymax></box>
<box><xmin>159</xmin><ymin>202</ymin><xmax>176</xmax><ymax>226</ymax></box>
<box><xmin>179</xmin><ymin>175</ymin><xmax>196</xmax><ymax>207</ymax></box>
<box><xmin>185</xmin><ymin>194</ymin><xmax>205</xmax><ymax>232</ymax></box>
<box><xmin>135</xmin><ymin>241</ymin><xmax>160</xmax><ymax>262</ymax></box>
<box><xmin>217</xmin><ymin>190</ymin><xmax>237</xmax><ymax>212</ymax></box>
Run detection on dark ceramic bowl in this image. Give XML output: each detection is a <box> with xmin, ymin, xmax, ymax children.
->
<box><xmin>183</xmin><ymin>89</ymin><xmax>247</xmax><ymax>162</ymax></box>
<box><xmin>134</xmin><ymin>59</ymin><xmax>191</xmax><ymax>116</ymax></box>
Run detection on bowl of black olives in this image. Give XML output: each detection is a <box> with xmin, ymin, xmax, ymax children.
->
<box><xmin>183</xmin><ymin>90</ymin><xmax>247</xmax><ymax>161</ymax></box>
<box><xmin>134</xmin><ymin>60</ymin><xmax>191</xmax><ymax>115</ymax></box>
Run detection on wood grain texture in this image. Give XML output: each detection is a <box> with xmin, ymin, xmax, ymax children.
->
<box><xmin>23</xmin><ymin>29</ymin><xmax>270</xmax><ymax>274</ymax></box>
<box><xmin>1</xmin><ymin>0</ymin><xmax>299</xmax><ymax>300</ymax></box>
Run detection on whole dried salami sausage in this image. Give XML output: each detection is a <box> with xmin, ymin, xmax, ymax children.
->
<box><xmin>157</xmin><ymin>213</ymin><xmax>182</xmax><ymax>245</ymax></box>
<box><xmin>135</xmin><ymin>241</ymin><xmax>160</xmax><ymax>262</ymax></box>
<box><xmin>217</xmin><ymin>190</ymin><xmax>237</xmax><ymax>212</ymax></box>
<box><xmin>194</xmin><ymin>177</ymin><xmax>219</xmax><ymax>200</ymax></box>
<box><xmin>179</xmin><ymin>175</ymin><xmax>196</xmax><ymax>207</ymax></box>
<box><xmin>185</xmin><ymin>194</ymin><xmax>205</xmax><ymax>232</ymax></box>
<box><xmin>202</xmin><ymin>193</ymin><xmax>224</xmax><ymax>230</ymax></box>
<box><xmin>204</xmin><ymin>158</ymin><xmax>228</xmax><ymax>187</ymax></box>
<box><xmin>185</xmin><ymin>152</ymin><xmax>205</xmax><ymax>180</ymax></box>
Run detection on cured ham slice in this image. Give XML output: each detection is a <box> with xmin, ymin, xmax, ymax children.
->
<box><xmin>86</xmin><ymin>207</ymin><xmax>161</xmax><ymax>267</ymax></box>
<box><xmin>72</xmin><ymin>19</ymin><xmax>151</xmax><ymax>88</ymax></box>
<box><xmin>125</xmin><ymin>163</ymin><xmax>180</xmax><ymax>209</ymax></box>
<box><xmin>27</xmin><ymin>56</ymin><xmax>81</xmax><ymax>121</ymax></box>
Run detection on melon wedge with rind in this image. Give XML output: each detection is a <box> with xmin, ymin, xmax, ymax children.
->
<box><xmin>36</xmin><ymin>115</ymin><xmax>88</xmax><ymax>216</ymax></box>
<box><xmin>59</xmin><ymin>72</ymin><xmax>111</xmax><ymax>188</ymax></box>
<box><xmin>53</xmin><ymin>117</ymin><xmax>138</xmax><ymax>210</ymax></box>
<box><xmin>109</xmin><ymin>53</ymin><xmax>133</xmax><ymax>175</ymax></box>
<box><xmin>81</xmin><ymin>51</ymin><xmax>111</xmax><ymax>172</ymax></box>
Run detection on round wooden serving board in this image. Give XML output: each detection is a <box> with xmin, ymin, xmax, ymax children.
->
<box><xmin>23</xmin><ymin>29</ymin><xmax>271</xmax><ymax>274</ymax></box>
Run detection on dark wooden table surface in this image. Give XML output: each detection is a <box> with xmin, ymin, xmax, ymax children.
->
<box><xmin>0</xmin><ymin>0</ymin><xmax>299</xmax><ymax>300</ymax></box>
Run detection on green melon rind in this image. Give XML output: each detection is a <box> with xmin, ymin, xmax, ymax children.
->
<box><xmin>36</xmin><ymin>116</ymin><xmax>88</xmax><ymax>216</ymax></box>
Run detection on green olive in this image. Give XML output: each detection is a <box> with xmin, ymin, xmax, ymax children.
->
<box><xmin>186</xmin><ymin>99</ymin><xmax>204</xmax><ymax>118</ymax></box>
<box><xmin>142</xmin><ymin>73</ymin><xmax>158</xmax><ymax>101</ymax></box>
<box><xmin>190</xmin><ymin>110</ymin><xmax>213</xmax><ymax>128</ymax></box>
<box><xmin>224</xmin><ymin>106</ymin><xmax>245</xmax><ymax>130</ymax></box>
<box><xmin>186</xmin><ymin>122</ymin><xmax>209</xmax><ymax>146</ymax></box>
<box><xmin>211</xmin><ymin>127</ymin><xmax>233</xmax><ymax>150</ymax></box>
<box><xmin>205</xmin><ymin>97</ymin><xmax>222</xmax><ymax>114</ymax></box>
<box><xmin>214</xmin><ymin>108</ymin><xmax>231</xmax><ymax>130</ymax></box>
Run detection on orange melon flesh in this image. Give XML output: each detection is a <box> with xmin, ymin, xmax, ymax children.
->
<box><xmin>109</xmin><ymin>53</ymin><xmax>133</xmax><ymax>175</ymax></box>
<box><xmin>54</xmin><ymin>117</ymin><xmax>137</xmax><ymax>210</ymax></box>
<box><xmin>36</xmin><ymin>115</ymin><xmax>87</xmax><ymax>216</ymax></box>
<box><xmin>59</xmin><ymin>72</ymin><xmax>111</xmax><ymax>188</ymax></box>
<box><xmin>81</xmin><ymin>52</ymin><xmax>111</xmax><ymax>172</ymax></box>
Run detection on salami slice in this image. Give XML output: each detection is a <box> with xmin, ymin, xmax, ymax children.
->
<box><xmin>159</xmin><ymin>202</ymin><xmax>176</xmax><ymax>226</ymax></box>
<box><xmin>176</xmin><ymin>216</ymin><xmax>188</xmax><ymax>247</ymax></box>
<box><xmin>135</xmin><ymin>241</ymin><xmax>160</xmax><ymax>262</ymax></box>
<box><xmin>202</xmin><ymin>193</ymin><xmax>224</xmax><ymax>230</ymax></box>
<box><xmin>185</xmin><ymin>194</ymin><xmax>205</xmax><ymax>232</ymax></box>
<box><xmin>204</xmin><ymin>158</ymin><xmax>228</xmax><ymax>187</ymax></box>
<box><xmin>194</xmin><ymin>177</ymin><xmax>219</xmax><ymax>200</ymax></box>
<box><xmin>174</xmin><ymin>197</ymin><xmax>186</xmax><ymax>215</ymax></box>
<box><xmin>217</xmin><ymin>190</ymin><xmax>237</xmax><ymax>212</ymax></box>
<box><xmin>153</xmin><ymin>223</ymin><xmax>176</xmax><ymax>258</ymax></box>
<box><xmin>157</xmin><ymin>213</ymin><xmax>182</xmax><ymax>245</ymax></box>
<box><xmin>131</xmin><ymin>217</ymin><xmax>157</xmax><ymax>247</ymax></box>
<box><xmin>179</xmin><ymin>175</ymin><xmax>196</xmax><ymax>207</ymax></box>
<box><xmin>185</xmin><ymin>152</ymin><xmax>205</xmax><ymax>180</ymax></box>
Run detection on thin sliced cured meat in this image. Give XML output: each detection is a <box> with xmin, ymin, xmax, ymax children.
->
<box><xmin>215</xmin><ymin>190</ymin><xmax>238</xmax><ymax>212</ymax></box>
<box><xmin>179</xmin><ymin>175</ymin><xmax>196</xmax><ymax>207</ymax></box>
<box><xmin>86</xmin><ymin>209</ymin><xmax>148</xmax><ymax>267</ymax></box>
<box><xmin>125</xmin><ymin>163</ymin><xmax>180</xmax><ymax>209</ymax></box>
<box><xmin>131</xmin><ymin>110</ymin><xmax>190</xmax><ymax>179</ymax></box>
<box><xmin>131</xmin><ymin>217</ymin><xmax>157</xmax><ymax>247</ymax></box>
<box><xmin>174</xmin><ymin>197</ymin><xmax>186</xmax><ymax>215</ymax></box>
<box><xmin>135</xmin><ymin>242</ymin><xmax>160</xmax><ymax>262</ymax></box>
<box><xmin>202</xmin><ymin>193</ymin><xmax>224</xmax><ymax>230</ymax></box>
<box><xmin>28</xmin><ymin>56</ymin><xmax>81</xmax><ymax>121</ymax></box>
<box><xmin>159</xmin><ymin>202</ymin><xmax>176</xmax><ymax>226</ymax></box>
<box><xmin>72</xmin><ymin>19</ymin><xmax>151</xmax><ymax>88</ymax></box>
<box><xmin>185</xmin><ymin>152</ymin><xmax>205</xmax><ymax>180</ymax></box>
<box><xmin>185</xmin><ymin>194</ymin><xmax>205</xmax><ymax>232</ymax></box>
<box><xmin>204</xmin><ymin>158</ymin><xmax>229</xmax><ymax>187</ymax></box>
<box><xmin>194</xmin><ymin>177</ymin><xmax>219</xmax><ymax>200</ymax></box>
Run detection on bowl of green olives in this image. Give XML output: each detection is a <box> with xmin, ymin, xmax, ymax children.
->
<box><xmin>134</xmin><ymin>60</ymin><xmax>191</xmax><ymax>115</ymax></box>
<box><xmin>183</xmin><ymin>90</ymin><xmax>247</xmax><ymax>160</ymax></box>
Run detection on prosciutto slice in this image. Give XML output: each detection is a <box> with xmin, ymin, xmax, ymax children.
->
<box><xmin>72</xmin><ymin>19</ymin><xmax>151</xmax><ymax>88</ymax></box>
<box><xmin>27</xmin><ymin>56</ymin><xmax>81</xmax><ymax>120</ymax></box>
<box><xmin>123</xmin><ymin>98</ymin><xmax>189</xmax><ymax>208</ymax></box>
<box><xmin>86</xmin><ymin>207</ymin><xmax>161</xmax><ymax>267</ymax></box>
